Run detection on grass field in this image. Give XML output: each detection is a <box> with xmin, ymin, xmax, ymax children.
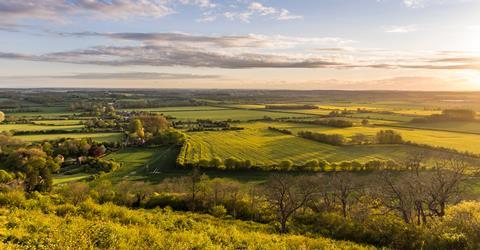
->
<box><xmin>121</xmin><ymin>106</ymin><xmax>231</xmax><ymax>112</ymax></box>
<box><xmin>7</xmin><ymin>106</ymin><xmax>77</xmax><ymax>117</ymax></box>
<box><xmin>161</xmin><ymin>109</ymin><xmax>313</xmax><ymax>121</ymax></box>
<box><xmin>32</xmin><ymin>120</ymin><xmax>83</xmax><ymax>125</ymax></box>
<box><xmin>0</xmin><ymin>123</ymin><xmax>84</xmax><ymax>132</ymax></box>
<box><xmin>103</xmin><ymin>147</ymin><xmax>180</xmax><ymax>183</ymax></box>
<box><xmin>397</xmin><ymin>121</ymin><xmax>480</xmax><ymax>134</ymax></box>
<box><xmin>349</xmin><ymin>113</ymin><xmax>417</xmax><ymax>122</ymax></box>
<box><xmin>103</xmin><ymin>147</ymin><xmax>272</xmax><ymax>183</ymax></box>
<box><xmin>242</xmin><ymin>121</ymin><xmax>480</xmax><ymax>154</ymax></box>
<box><xmin>181</xmin><ymin>126</ymin><xmax>430</xmax><ymax>166</ymax></box>
<box><xmin>53</xmin><ymin>173</ymin><xmax>91</xmax><ymax>185</ymax></box>
<box><xmin>14</xmin><ymin>132</ymin><xmax>123</xmax><ymax>143</ymax></box>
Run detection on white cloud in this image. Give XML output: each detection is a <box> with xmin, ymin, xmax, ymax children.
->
<box><xmin>278</xmin><ymin>9</ymin><xmax>303</xmax><ymax>20</ymax></box>
<box><xmin>384</xmin><ymin>25</ymin><xmax>417</xmax><ymax>33</ymax></box>
<box><xmin>204</xmin><ymin>1</ymin><xmax>302</xmax><ymax>23</ymax></box>
<box><xmin>0</xmin><ymin>0</ymin><xmax>175</xmax><ymax>24</ymax></box>
<box><xmin>403</xmin><ymin>0</ymin><xmax>425</xmax><ymax>8</ymax></box>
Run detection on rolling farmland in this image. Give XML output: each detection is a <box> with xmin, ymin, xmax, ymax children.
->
<box><xmin>242</xmin><ymin>121</ymin><xmax>480</xmax><ymax>154</ymax></box>
<box><xmin>179</xmin><ymin>126</ymin><xmax>424</xmax><ymax>166</ymax></box>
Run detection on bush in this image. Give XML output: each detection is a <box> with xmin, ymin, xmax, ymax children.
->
<box><xmin>375</xmin><ymin>130</ymin><xmax>403</xmax><ymax>144</ymax></box>
<box><xmin>298</xmin><ymin>131</ymin><xmax>346</xmax><ymax>146</ymax></box>
<box><xmin>209</xmin><ymin>205</ymin><xmax>227</xmax><ymax>218</ymax></box>
<box><xmin>0</xmin><ymin>169</ymin><xmax>14</xmax><ymax>183</ymax></box>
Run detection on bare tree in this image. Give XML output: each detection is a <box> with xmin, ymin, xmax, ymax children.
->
<box><xmin>426</xmin><ymin>157</ymin><xmax>468</xmax><ymax>217</ymax></box>
<box><xmin>376</xmin><ymin>171</ymin><xmax>417</xmax><ymax>224</ymax></box>
<box><xmin>329</xmin><ymin>172</ymin><xmax>358</xmax><ymax>218</ymax></box>
<box><xmin>263</xmin><ymin>174</ymin><xmax>319</xmax><ymax>233</ymax></box>
<box><xmin>185</xmin><ymin>168</ymin><xmax>209</xmax><ymax>211</ymax></box>
<box><xmin>376</xmin><ymin>155</ymin><xmax>468</xmax><ymax>225</ymax></box>
<box><xmin>225</xmin><ymin>180</ymin><xmax>242</xmax><ymax>219</ymax></box>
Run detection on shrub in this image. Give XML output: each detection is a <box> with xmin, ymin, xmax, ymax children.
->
<box><xmin>209</xmin><ymin>205</ymin><xmax>227</xmax><ymax>218</ymax></box>
<box><xmin>279</xmin><ymin>160</ymin><xmax>293</xmax><ymax>170</ymax></box>
<box><xmin>375</xmin><ymin>130</ymin><xmax>403</xmax><ymax>144</ymax></box>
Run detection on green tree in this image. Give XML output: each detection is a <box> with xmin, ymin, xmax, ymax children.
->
<box><xmin>6</xmin><ymin>148</ymin><xmax>60</xmax><ymax>192</ymax></box>
<box><xmin>138</xmin><ymin>114</ymin><xmax>169</xmax><ymax>135</ymax></box>
<box><xmin>130</xmin><ymin>119</ymin><xmax>145</xmax><ymax>139</ymax></box>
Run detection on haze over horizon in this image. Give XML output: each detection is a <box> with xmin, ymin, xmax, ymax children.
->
<box><xmin>0</xmin><ymin>0</ymin><xmax>479</xmax><ymax>90</ymax></box>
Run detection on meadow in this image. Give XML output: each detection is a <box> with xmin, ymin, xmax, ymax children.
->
<box><xmin>121</xmin><ymin>106</ymin><xmax>231</xmax><ymax>112</ymax></box>
<box><xmin>0</xmin><ymin>123</ymin><xmax>84</xmax><ymax>132</ymax></box>
<box><xmin>161</xmin><ymin>109</ymin><xmax>313</xmax><ymax>121</ymax></box>
<box><xmin>241</xmin><ymin>121</ymin><xmax>480</xmax><ymax>154</ymax></box>
<box><xmin>14</xmin><ymin>132</ymin><xmax>123</xmax><ymax>143</ymax></box>
<box><xmin>180</xmin><ymin>126</ymin><xmax>423</xmax><ymax>166</ymax></box>
<box><xmin>32</xmin><ymin>119</ymin><xmax>83</xmax><ymax>125</ymax></box>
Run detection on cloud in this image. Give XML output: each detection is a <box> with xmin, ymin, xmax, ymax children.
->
<box><xmin>2</xmin><ymin>72</ymin><xmax>220</xmax><ymax>80</ymax></box>
<box><xmin>403</xmin><ymin>0</ymin><xmax>425</xmax><ymax>8</ymax></box>
<box><xmin>401</xmin><ymin>0</ymin><xmax>473</xmax><ymax>8</ymax></box>
<box><xmin>0</xmin><ymin>0</ymin><xmax>174</xmax><ymax>25</ymax></box>
<box><xmin>210</xmin><ymin>2</ymin><xmax>302</xmax><ymax>23</ymax></box>
<box><xmin>49</xmin><ymin>31</ymin><xmax>353</xmax><ymax>49</ymax></box>
<box><xmin>0</xmin><ymin>46</ymin><xmax>345</xmax><ymax>68</ymax></box>
<box><xmin>383</xmin><ymin>25</ymin><xmax>417</xmax><ymax>33</ymax></box>
<box><xmin>0</xmin><ymin>0</ymin><xmax>302</xmax><ymax>27</ymax></box>
<box><xmin>1</xmin><ymin>45</ymin><xmax>479</xmax><ymax>71</ymax></box>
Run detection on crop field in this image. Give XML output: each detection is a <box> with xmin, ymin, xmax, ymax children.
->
<box><xmin>348</xmin><ymin>112</ymin><xmax>417</xmax><ymax>122</ymax></box>
<box><xmin>161</xmin><ymin>109</ymin><xmax>314</xmax><ymax>121</ymax></box>
<box><xmin>14</xmin><ymin>132</ymin><xmax>123</xmax><ymax>143</ymax></box>
<box><xmin>121</xmin><ymin>106</ymin><xmax>231</xmax><ymax>112</ymax></box>
<box><xmin>0</xmin><ymin>123</ymin><xmax>84</xmax><ymax>132</ymax></box>
<box><xmin>242</xmin><ymin>122</ymin><xmax>480</xmax><ymax>154</ymax></box>
<box><xmin>6</xmin><ymin>106</ymin><xmax>77</xmax><ymax>117</ymax></box>
<box><xmin>224</xmin><ymin>104</ymin><xmax>266</xmax><ymax>109</ymax></box>
<box><xmin>181</xmin><ymin>126</ymin><xmax>425</xmax><ymax>166</ymax></box>
<box><xmin>32</xmin><ymin>119</ymin><xmax>83</xmax><ymax>125</ymax></box>
<box><xmin>396</xmin><ymin>121</ymin><xmax>480</xmax><ymax>134</ymax></box>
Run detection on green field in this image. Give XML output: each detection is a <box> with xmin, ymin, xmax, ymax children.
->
<box><xmin>348</xmin><ymin>112</ymin><xmax>417</xmax><ymax>122</ymax></box>
<box><xmin>0</xmin><ymin>123</ymin><xmax>84</xmax><ymax>132</ymax></box>
<box><xmin>121</xmin><ymin>106</ymin><xmax>231</xmax><ymax>112</ymax></box>
<box><xmin>161</xmin><ymin>109</ymin><xmax>313</xmax><ymax>121</ymax></box>
<box><xmin>6</xmin><ymin>106</ymin><xmax>77</xmax><ymax>117</ymax></box>
<box><xmin>14</xmin><ymin>132</ymin><xmax>123</xmax><ymax>143</ymax></box>
<box><xmin>181</xmin><ymin>126</ymin><xmax>428</xmax><ymax>166</ymax></box>
<box><xmin>53</xmin><ymin>173</ymin><xmax>91</xmax><ymax>185</ymax></box>
<box><xmin>103</xmin><ymin>147</ymin><xmax>272</xmax><ymax>183</ymax></box>
<box><xmin>243</xmin><ymin>122</ymin><xmax>480</xmax><ymax>154</ymax></box>
<box><xmin>397</xmin><ymin>121</ymin><xmax>480</xmax><ymax>134</ymax></box>
<box><xmin>103</xmin><ymin>147</ymin><xmax>180</xmax><ymax>183</ymax></box>
<box><xmin>32</xmin><ymin>119</ymin><xmax>83</xmax><ymax>125</ymax></box>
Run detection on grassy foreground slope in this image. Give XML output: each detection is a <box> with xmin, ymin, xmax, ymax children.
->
<box><xmin>182</xmin><ymin>126</ymin><xmax>421</xmax><ymax>166</ymax></box>
<box><xmin>0</xmin><ymin>199</ymin><xmax>372</xmax><ymax>250</ymax></box>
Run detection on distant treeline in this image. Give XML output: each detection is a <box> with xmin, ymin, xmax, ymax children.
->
<box><xmin>285</xmin><ymin>118</ymin><xmax>354</xmax><ymax>128</ymax></box>
<box><xmin>412</xmin><ymin>109</ymin><xmax>477</xmax><ymax>123</ymax></box>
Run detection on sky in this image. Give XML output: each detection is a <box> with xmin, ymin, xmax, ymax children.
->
<box><xmin>0</xmin><ymin>0</ymin><xmax>479</xmax><ymax>90</ymax></box>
